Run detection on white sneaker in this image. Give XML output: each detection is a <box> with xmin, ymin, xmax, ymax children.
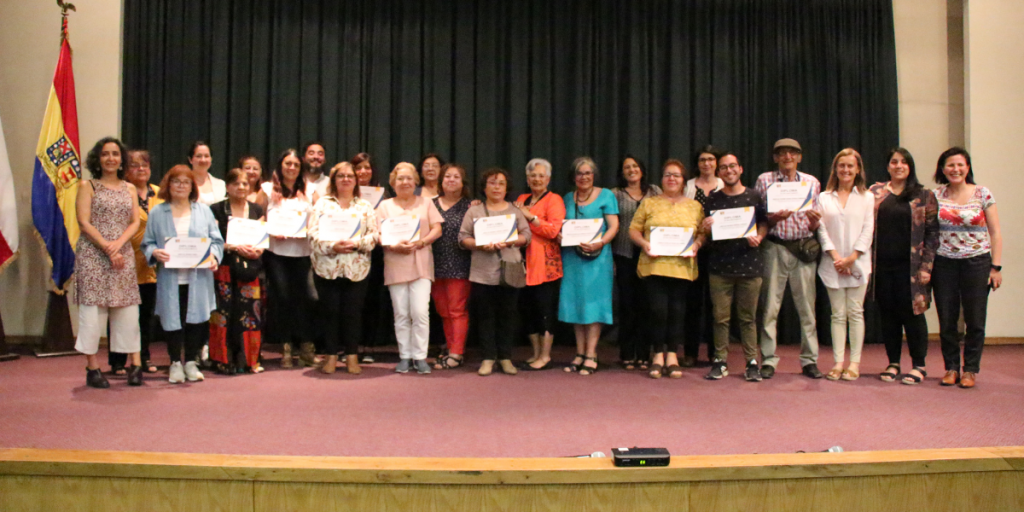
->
<box><xmin>184</xmin><ymin>361</ymin><xmax>205</xmax><ymax>382</ymax></box>
<box><xmin>168</xmin><ymin>362</ymin><xmax>185</xmax><ymax>384</ymax></box>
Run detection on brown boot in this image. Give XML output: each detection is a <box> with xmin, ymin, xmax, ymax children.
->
<box><xmin>346</xmin><ymin>354</ymin><xmax>362</xmax><ymax>375</ymax></box>
<box><xmin>298</xmin><ymin>342</ymin><xmax>321</xmax><ymax>367</ymax></box>
<box><xmin>320</xmin><ymin>355</ymin><xmax>338</xmax><ymax>374</ymax></box>
<box><xmin>281</xmin><ymin>343</ymin><xmax>293</xmax><ymax>368</ymax></box>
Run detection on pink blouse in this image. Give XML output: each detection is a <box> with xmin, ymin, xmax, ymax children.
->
<box><xmin>375</xmin><ymin>196</ymin><xmax>444</xmax><ymax>285</ymax></box>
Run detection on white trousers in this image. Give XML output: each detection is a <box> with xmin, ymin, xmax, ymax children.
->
<box><xmin>75</xmin><ymin>305</ymin><xmax>141</xmax><ymax>355</ymax></box>
<box><xmin>388</xmin><ymin>278</ymin><xmax>432</xmax><ymax>360</ymax></box>
<box><xmin>825</xmin><ymin>284</ymin><xmax>868</xmax><ymax>364</ymax></box>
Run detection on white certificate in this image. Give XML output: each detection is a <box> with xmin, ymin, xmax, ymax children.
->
<box><xmin>266</xmin><ymin>209</ymin><xmax>309</xmax><ymax>238</ymax></box>
<box><xmin>380</xmin><ymin>215</ymin><xmax>421</xmax><ymax>246</ymax></box>
<box><xmin>649</xmin><ymin>227</ymin><xmax>696</xmax><ymax>257</ymax></box>
<box><xmin>766</xmin><ymin>182</ymin><xmax>815</xmax><ymax>212</ymax></box>
<box><xmin>164</xmin><ymin>237</ymin><xmax>216</xmax><ymax>269</ymax></box>
<box><xmin>226</xmin><ymin>218</ymin><xmax>269</xmax><ymax>249</ymax></box>
<box><xmin>361</xmin><ymin>186</ymin><xmax>386</xmax><ymax>209</ymax></box>
<box><xmin>711</xmin><ymin>207</ymin><xmax>758</xmax><ymax>241</ymax></box>
<box><xmin>317</xmin><ymin>212</ymin><xmax>363</xmax><ymax>242</ymax></box>
<box><xmin>560</xmin><ymin>219</ymin><xmax>604</xmax><ymax>247</ymax></box>
<box><xmin>473</xmin><ymin>215</ymin><xmax>518</xmax><ymax>246</ymax></box>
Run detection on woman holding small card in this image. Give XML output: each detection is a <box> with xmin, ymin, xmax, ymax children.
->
<box><xmin>308</xmin><ymin>162</ymin><xmax>380</xmax><ymax>374</ymax></box>
<box><xmin>628</xmin><ymin>159</ymin><xmax>705</xmax><ymax>379</ymax></box>
<box><xmin>817</xmin><ymin>149</ymin><xmax>875</xmax><ymax>382</ymax></box>
<box><xmin>142</xmin><ymin>165</ymin><xmax>224</xmax><ymax>384</ymax></box>
<box><xmin>255</xmin><ymin>149</ymin><xmax>318</xmax><ymax>369</ymax></box>
<box><xmin>460</xmin><ymin>168</ymin><xmax>532</xmax><ymax>376</ymax></box>
<box><xmin>376</xmin><ymin>163</ymin><xmax>444</xmax><ymax>374</ymax></box>
<box><xmin>210</xmin><ymin>168</ymin><xmax>265</xmax><ymax>375</ymax></box>
<box><xmin>559</xmin><ymin>157</ymin><xmax>620</xmax><ymax>376</ymax></box>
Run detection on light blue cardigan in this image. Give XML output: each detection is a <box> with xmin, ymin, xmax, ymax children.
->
<box><xmin>141</xmin><ymin>201</ymin><xmax>224</xmax><ymax>331</ymax></box>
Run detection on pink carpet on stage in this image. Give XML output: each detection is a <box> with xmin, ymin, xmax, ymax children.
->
<box><xmin>1</xmin><ymin>342</ymin><xmax>1022</xmax><ymax>458</ymax></box>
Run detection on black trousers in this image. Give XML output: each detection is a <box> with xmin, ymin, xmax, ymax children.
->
<box><xmin>263</xmin><ymin>252</ymin><xmax>313</xmax><ymax>345</ymax></box>
<box><xmin>683</xmin><ymin>251</ymin><xmax>715</xmax><ymax>360</ymax></box>
<box><xmin>361</xmin><ymin>247</ymin><xmax>393</xmax><ymax>348</ymax></box>
<box><xmin>313</xmin><ymin>274</ymin><xmax>369</xmax><ymax>355</ymax></box>
<box><xmin>875</xmin><ymin>266</ymin><xmax>929</xmax><ymax>369</ymax></box>
<box><xmin>473</xmin><ymin>283</ymin><xmax>519</xmax><ymax>360</ymax></box>
<box><xmin>521</xmin><ymin>279</ymin><xmax>560</xmax><ymax>336</ymax></box>
<box><xmin>932</xmin><ymin>254</ymin><xmax>991</xmax><ymax>373</ymax></box>
<box><xmin>109</xmin><ymin>282</ymin><xmax>156</xmax><ymax>368</ymax></box>
<box><xmin>645</xmin><ymin>275</ymin><xmax>690</xmax><ymax>354</ymax></box>
<box><xmin>166</xmin><ymin>285</ymin><xmax>208</xmax><ymax>363</ymax></box>
<box><xmin>615</xmin><ymin>253</ymin><xmax>649</xmax><ymax>361</ymax></box>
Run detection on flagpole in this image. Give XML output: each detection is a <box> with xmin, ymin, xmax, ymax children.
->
<box><xmin>34</xmin><ymin>0</ymin><xmax>80</xmax><ymax>358</ymax></box>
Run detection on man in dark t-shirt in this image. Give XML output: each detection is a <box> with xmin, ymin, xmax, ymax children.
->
<box><xmin>701</xmin><ymin>152</ymin><xmax>768</xmax><ymax>381</ymax></box>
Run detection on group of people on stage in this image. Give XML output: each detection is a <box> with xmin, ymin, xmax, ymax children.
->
<box><xmin>72</xmin><ymin>136</ymin><xmax>1002</xmax><ymax>390</ymax></box>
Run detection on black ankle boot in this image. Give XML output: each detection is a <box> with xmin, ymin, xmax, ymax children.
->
<box><xmin>127</xmin><ymin>365</ymin><xmax>143</xmax><ymax>386</ymax></box>
<box><xmin>86</xmin><ymin>368</ymin><xmax>110</xmax><ymax>389</ymax></box>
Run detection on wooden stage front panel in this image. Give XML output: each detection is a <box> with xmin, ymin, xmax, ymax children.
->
<box><xmin>1</xmin><ymin>447</ymin><xmax>1022</xmax><ymax>511</ymax></box>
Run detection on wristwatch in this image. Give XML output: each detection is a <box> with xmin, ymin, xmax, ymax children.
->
<box><xmin>992</xmin><ymin>265</ymin><xmax>1002</xmax><ymax>272</ymax></box>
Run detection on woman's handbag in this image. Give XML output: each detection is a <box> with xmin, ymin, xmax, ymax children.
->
<box><xmin>222</xmin><ymin>202</ymin><xmax>263</xmax><ymax>282</ymax></box>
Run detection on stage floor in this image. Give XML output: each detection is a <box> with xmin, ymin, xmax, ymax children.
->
<box><xmin>1</xmin><ymin>341</ymin><xmax>1022</xmax><ymax>458</ymax></box>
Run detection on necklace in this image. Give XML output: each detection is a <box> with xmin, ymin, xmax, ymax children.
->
<box><xmin>576</xmin><ymin>187</ymin><xmax>595</xmax><ymax>204</ymax></box>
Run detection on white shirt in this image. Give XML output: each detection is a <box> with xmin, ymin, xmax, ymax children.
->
<box><xmin>684</xmin><ymin>177</ymin><xmax>724</xmax><ymax>199</ymax></box>
<box><xmin>261</xmin><ymin>182</ymin><xmax>312</xmax><ymax>257</ymax></box>
<box><xmin>305</xmin><ymin>173</ymin><xmax>330</xmax><ymax>204</ymax></box>
<box><xmin>816</xmin><ymin>189</ymin><xmax>874</xmax><ymax>288</ymax></box>
<box><xmin>197</xmin><ymin>175</ymin><xmax>227</xmax><ymax>206</ymax></box>
<box><xmin>173</xmin><ymin>213</ymin><xmax>192</xmax><ymax>284</ymax></box>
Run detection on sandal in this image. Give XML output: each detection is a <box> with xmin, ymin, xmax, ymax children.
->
<box><xmin>901</xmin><ymin>367</ymin><xmax>927</xmax><ymax>385</ymax></box>
<box><xmin>879</xmin><ymin>364</ymin><xmax>900</xmax><ymax>382</ymax></box>
<box><xmin>578</xmin><ymin>357</ymin><xmax>598</xmax><ymax>376</ymax></box>
<box><xmin>666</xmin><ymin>365</ymin><xmax>683</xmax><ymax>379</ymax></box>
<box><xmin>648</xmin><ymin>364</ymin><xmax>664</xmax><ymax>379</ymax></box>
<box><xmin>637</xmin><ymin>360</ymin><xmax>650</xmax><ymax>371</ymax></box>
<box><xmin>826</xmin><ymin>367</ymin><xmax>843</xmax><ymax>381</ymax></box>
<box><xmin>564</xmin><ymin>354</ymin><xmax>585</xmax><ymax>373</ymax></box>
<box><xmin>434</xmin><ymin>354</ymin><xmax>464</xmax><ymax>370</ymax></box>
<box><xmin>620</xmin><ymin>359</ymin><xmax>637</xmax><ymax>371</ymax></box>
<box><xmin>841</xmin><ymin>368</ymin><xmax>860</xmax><ymax>381</ymax></box>
<box><xmin>111</xmin><ymin>365</ymin><xmax>127</xmax><ymax>377</ymax></box>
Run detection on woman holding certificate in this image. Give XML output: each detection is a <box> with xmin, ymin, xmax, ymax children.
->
<box><xmin>560</xmin><ymin>157</ymin><xmax>619</xmax><ymax>376</ymax></box>
<box><xmin>514</xmin><ymin>158</ymin><xmax>566</xmax><ymax>371</ymax></box>
<box><xmin>255</xmin><ymin>149</ymin><xmax>318</xmax><ymax>369</ymax></box>
<box><xmin>308</xmin><ymin>163</ymin><xmax>380</xmax><ymax>374</ymax></box>
<box><xmin>460</xmin><ymin>168</ymin><xmax>532</xmax><ymax>376</ymax></box>
<box><xmin>210</xmin><ymin>168</ymin><xmax>266</xmax><ymax>375</ymax></box>
<box><xmin>682</xmin><ymin>146</ymin><xmax>725</xmax><ymax>367</ymax></box>
<box><xmin>188</xmin><ymin>141</ymin><xmax>226</xmax><ymax>206</ymax></box>
<box><xmin>74</xmin><ymin>137</ymin><xmax>143</xmax><ymax>388</ymax></box>
<box><xmin>431</xmin><ymin>163</ymin><xmax>473</xmax><ymax>370</ymax></box>
<box><xmin>142</xmin><ymin>165</ymin><xmax>224</xmax><ymax>384</ymax></box>
<box><xmin>868</xmin><ymin>148</ymin><xmax>939</xmax><ymax>385</ymax></box>
<box><xmin>816</xmin><ymin>149</ymin><xmax>875</xmax><ymax>382</ymax></box>
<box><xmin>931</xmin><ymin>147</ymin><xmax>1002</xmax><ymax>388</ymax></box>
<box><xmin>376</xmin><ymin>163</ymin><xmax>444</xmax><ymax>374</ymax></box>
<box><xmin>628</xmin><ymin>159</ymin><xmax>704</xmax><ymax>379</ymax></box>
<box><xmin>611</xmin><ymin>156</ymin><xmax>660</xmax><ymax>371</ymax></box>
<box><xmin>354</xmin><ymin>152</ymin><xmax>391</xmax><ymax>362</ymax></box>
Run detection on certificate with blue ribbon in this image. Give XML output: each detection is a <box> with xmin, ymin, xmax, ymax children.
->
<box><xmin>473</xmin><ymin>214</ymin><xmax>518</xmax><ymax>245</ymax></box>
<box><xmin>164</xmin><ymin>237</ymin><xmax>216</xmax><ymax>268</ymax></box>
<box><xmin>649</xmin><ymin>227</ymin><xmax>695</xmax><ymax>257</ymax></box>
<box><xmin>766</xmin><ymin>182</ymin><xmax>815</xmax><ymax>212</ymax></box>
<box><xmin>317</xmin><ymin>212</ymin><xmax>363</xmax><ymax>242</ymax></box>
<box><xmin>710</xmin><ymin>207</ymin><xmax>757</xmax><ymax>241</ymax></box>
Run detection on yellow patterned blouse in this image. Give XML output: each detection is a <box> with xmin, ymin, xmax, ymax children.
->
<box><xmin>629</xmin><ymin>195</ymin><xmax>705</xmax><ymax>280</ymax></box>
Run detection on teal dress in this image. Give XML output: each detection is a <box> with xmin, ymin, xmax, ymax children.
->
<box><xmin>558</xmin><ymin>188</ymin><xmax>619</xmax><ymax>324</ymax></box>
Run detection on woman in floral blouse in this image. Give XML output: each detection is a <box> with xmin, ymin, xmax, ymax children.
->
<box><xmin>307</xmin><ymin>162</ymin><xmax>380</xmax><ymax>374</ymax></box>
<box><xmin>930</xmin><ymin>147</ymin><xmax>1002</xmax><ymax>389</ymax></box>
<box><xmin>868</xmin><ymin>148</ymin><xmax>938</xmax><ymax>385</ymax></box>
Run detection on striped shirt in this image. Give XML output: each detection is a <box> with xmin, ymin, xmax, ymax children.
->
<box><xmin>610</xmin><ymin>185</ymin><xmax>662</xmax><ymax>257</ymax></box>
<box><xmin>754</xmin><ymin>170</ymin><xmax>821</xmax><ymax>240</ymax></box>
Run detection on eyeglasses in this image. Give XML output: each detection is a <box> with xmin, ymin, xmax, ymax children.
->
<box><xmin>575</xmin><ymin>171</ymin><xmax>594</xmax><ymax>177</ymax></box>
<box><xmin>170</xmin><ymin>179</ymin><xmax>192</xmax><ymax>186</ymax></box>
<box><xmin>718</xmin><ymin>163</ymin><xmax>740</xmax><ymax>172</ymax></box>
<box><xmin>698</xmin><ymin>156</ymin><xmax>717</xmax><ymax>163</ymax></box>
<box><xmin>663</xmin><ymin>173</ymin><xmax>684</xmax><ymax>179</ymax></box>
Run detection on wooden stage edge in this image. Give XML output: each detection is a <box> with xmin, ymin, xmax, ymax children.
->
<box><xmin>3</xmin><ymin>447</ymin><xmax>1024</xmax><ymax>511</ymax></box>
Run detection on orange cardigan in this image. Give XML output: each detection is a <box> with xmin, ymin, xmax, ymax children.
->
<box><xmin>516</xmin><ymin>192</ymin><xmax>566</xmax><ymax>286</ymax></box>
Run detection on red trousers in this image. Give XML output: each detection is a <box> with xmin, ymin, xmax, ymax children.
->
<box><xmin>431</xmin><ymin>278</ymin><xmax>471</xmax><ymax>355</ymax></box>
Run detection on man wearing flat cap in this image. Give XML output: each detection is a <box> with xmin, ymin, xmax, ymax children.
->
<box><xmin>754</xmin><ymin>138</ymin><xmax>824</xmax><ymax>379</ymax></box>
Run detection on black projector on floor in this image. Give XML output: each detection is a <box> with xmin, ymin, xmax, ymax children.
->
<box><xmin>611</xmin><ymin>447</ymin><xmax>670</xmax><ymax>467</ymax></box>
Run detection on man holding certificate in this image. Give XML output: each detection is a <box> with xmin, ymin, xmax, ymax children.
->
<box><xmin>628</xmin><ymin>159</ymin><xmax>705</xmax><ymax>380</ymax></box>
<box><xmin>753</xmin><ymin>138</ymin><xmax>823</xmax><ymax>379</ymax></box>
<box><xmin>700</xmin><ymin>153</ymin><xmax>769</xmax><ymax>381</ymax></box>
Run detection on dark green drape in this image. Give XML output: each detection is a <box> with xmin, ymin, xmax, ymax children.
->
<box><xmin>122</xmin><ymin>0</ymin><xmax>898</xmax><ymax>190</ymax></box>
<box><xmin>122</xmin><ymin>0</ymin><xmax>899</xmax><ymax>349</ymax></box>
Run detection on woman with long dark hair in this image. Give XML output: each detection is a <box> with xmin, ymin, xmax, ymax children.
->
<box><xmin>869</xmin><ymin>148</ymin><xmax>939</xmax><ymax>385</ymax></box>
<box><xmin>930</xmin><ymin>147</ymin><xmax>1002</xmax><ymax>388</ymax></box>
<box><xmin>610</xmin><ymin>155</ymin><xmax>660</xmax><ymax>370</ymax></box>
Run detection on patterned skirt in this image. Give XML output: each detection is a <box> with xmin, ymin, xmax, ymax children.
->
<box><xmin>209</xmin><ymin>265</ymin><xmax>263</xmax><ymax>368</ymax></box>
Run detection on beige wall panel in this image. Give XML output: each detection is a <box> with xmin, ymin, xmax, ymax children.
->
<box><xmin>0</xmin><ymin>475</ymin><xmax>253</xmax><ymax>512</ymax></box>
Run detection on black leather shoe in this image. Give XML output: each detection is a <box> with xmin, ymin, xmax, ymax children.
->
<box><xmin>86</xmin><ymin>368</ymin><xmax>110</xmax><ymax>389</ymax></box>
<box><xmin>127</xmin><ymin>365</ymin><xmax>144</xmax><ymax>386</ymax></box>
<box><xmin>802</xmin><ymin>364</ymin><xmax>824</xmax><ymax>379</ymax></box>
<box><xmin>760</xmin><ymin>365</ymin><xmax>776</xmax><ymax>379</ymax></box>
